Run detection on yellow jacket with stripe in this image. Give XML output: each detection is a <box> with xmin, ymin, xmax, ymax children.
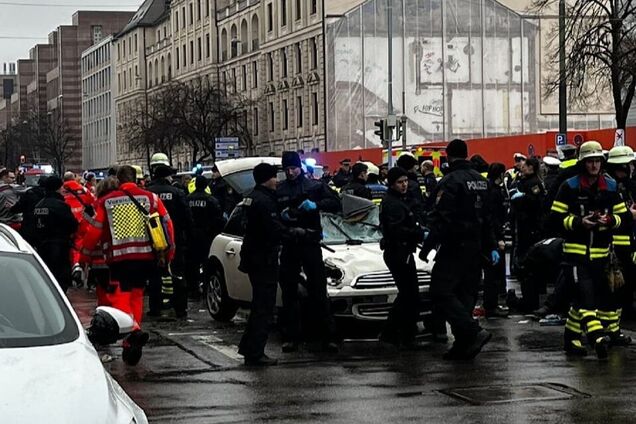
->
<box><xmin>549</xmin><ymin>174</ymin><xmax>630</xmax><ymax>263</ymax></box>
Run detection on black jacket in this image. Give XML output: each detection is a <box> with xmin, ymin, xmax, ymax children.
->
<box><xmin>147</xmin><ymin>178</ymin><xmax>193</xmax><ymax>245</ymax></box>
<box><xmin>425</xmin><ymin>160</ymin><xmax>496</xmax><ymax>253</ymax></box>
<box><xmin>488</xmin><ymin>179</ymin><xmax>507</xmax><ymax>241</ymax></box>
<box><xmin>332</xmin><ymin>169</ymin><xmax>352</xmax><ymax>188</ymax></box>
<box><xmin>12</xmin><ymin>186</ymin><xmax>46</xmax><ymax>244</ymax></box>
<box><xmin>422</xmin><ymin>173</ymin><xmax>438</xmax><ymax>210</ymax></box>
<box><xmin>341</xmin><ymin>178</ymin><xmax>372</xmax><ymax>200</ymax></box>
<box><xmin>277</xmin><ymin>174</ymin><xmax>341</xmax><ymax>234</ymax></box>
<box><xmin>210</xmin><ymin>177</ymin><xmax>242</xmax><ymax>216</ymax></box>
<box><xmin>512</xmin><ymin>174</ymin><xmax>546</xmax><ymax>237</ymax></box>
<box><xmin>187</xmin><ymin>190</ymin><xmax>225</xmax><ymax>240</ymax></box>
<box><xmin>33</xmin><ymin>192</ymin><xmax>78</xmax><ymax>246</ymax></box>
<box><xmin>380</xmin><ymin>187</ymin><xmax>425</xmax><ymax>252</ymax></box>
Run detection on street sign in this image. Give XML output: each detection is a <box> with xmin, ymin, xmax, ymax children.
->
<box><xmin>555</xmin><ymin>133</ymin><xmax>566</xmax><ymax>146</ymax></box>
<box><xmin>215</xmin><ymin>137</ymin><xmax>239</xmax><ymax>150</ymax></box>
<box><xmin>216</xmin><ymin>150</ymin><xmax>240</xmax><ymax>159</ymax></box>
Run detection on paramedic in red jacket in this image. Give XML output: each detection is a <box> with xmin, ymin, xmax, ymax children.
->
<box><xmin>62</xmin><ymin>171</ymin><xmax>96</xmax><ymax>273</ymax></box>
<box><xmin>81</xmin><ymin>165</ymin><xmax>175</xmax><ymax>365</ymax></box>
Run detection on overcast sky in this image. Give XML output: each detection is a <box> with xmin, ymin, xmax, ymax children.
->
<box><xmin>0</xmin><ymin>0</ymin><xmax>139</xmax><ymax>69</ymax></box>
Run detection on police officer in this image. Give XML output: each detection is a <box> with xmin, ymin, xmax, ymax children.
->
<box><xmin>210</xmin><ymin>164</ymin><xmax>242</xmax><ymax>218</ymax></box>
<box><xmin>421</xmin><ymin>139</ymin><xmax>498</xmax><ymax>360</ymax></box>
<box><xmin>277</xmin><ymin>151</ymin><xmax>341</xmax><ymax>353</ymax></box>
<box><xmin>504</xmin><ymin>153</ymin><xmax>526</xmax><ymax>191</ymax></box>
<box><xmin>186</xmin><ymin>176</ymin><xmax>225</xmax><ymax>299</ymax></box>
<box><xmin>378</xmin><ymin>167</ymin><xmax>427</xmax><ymax>349</ymax></box>
<box><xmin>341</xmin><ymin>162</ymin><xmax>372</xmax><ymax>200</ymax></box>
<box><xmin>396</xmin><ymin>153</ymin><xmax>426</xmax><ymax>221</ymax></box>
<box><xmin>147</xmin><ymin>160</ymin><xmax>193</xmax><ymax>318</ymax></box>
<box><xmin>11</xmin><ymin>175</ymin><xmax>48</xmax><ymax>246</ymax></box>
<box><xmin>332</xmin><ymin>158</ymin><xmax>353</xmax><ymax>188</ymax></box>
<box><xmin>549</xmin><ymin>141</ymin><xmax>630</xmax><ymax>359</ymax></box>
<box><xmin>33</xmin><ymin>176</ymin><xmax>78</xmax><ymax>292</ymax></box>
<box><xmin>420</xmin><ymin>160</ymin><xmax>438</xmax><ymax>210</ymax></box>
<box><xmin>365</xmin><ymin>162</ymin><xmax>388</xmax><ymax>206</ymax></box>
<box><xmin>238</xmin><ymin>163</ymin><xmax>308</xmax><ymax>366</ymax></box>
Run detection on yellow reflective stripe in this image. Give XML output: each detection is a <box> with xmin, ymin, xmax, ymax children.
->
<box><xmin>580</xmin><ymin>310</ymin><xmax>596</xmax><ymax>317</ymax></box>
<box><xmin>568</xmin><ymin>309</ymin><xmax>582</xmax><ymax>320</ymax></box>
<box><xmin>613</xmin><ymin>203</ymin><xmax>628</xmax><ymax>214</ymax></box>
<box><xmin>551</xmin><ymin>200</ymin><xmax>568</xmax><ymax>213</ymax></box>
<box><xmin>590</xmin><ymin>247</ymin><xmax>610</xmax><ymax>253</ymax></box>
<box><xmin>563</xmin><ymin>243</ymin><xmax>586</xmax><ymax>255</ymax></box>
<box><xmin>587</xmin><ymin>323</ymin><xmax>604</xmax><ymax>333</ymax></box>
<box><xmin>566</xmin><ymin>322</ymin><xmax>582</xmax><ymax>333</ymax></box>
<box><xmin>596</xmin><ymin>311</ymin><xmax>610</xmax><ymax>320</ymax></box>
<box><xmin>614</xmin><ymin>214</ymin><xmax>622</xmax><ymax>229</ymax></box>
<box><xmin>613</xmin><ymin>235</ymin><xmax>631</xmax><ymax>241</ymax></box>
<box><xmin>590</xmin><ymin>252</ymin><xmax>610</xmax><ymax>259</ymax></box>
<box><xmin>563</xmin><ymin>215</ymin><xmax>575</xmax><ymax>231</ymax></box>
<box><xmin>571</xmin><ymin>340</ymin><xmax>584</xmax><ymax>348</ymax></box>
<box><xmin>372</xmin><ymin>199</ymin><xmax>382</xmax><ymax>205</ymax></box>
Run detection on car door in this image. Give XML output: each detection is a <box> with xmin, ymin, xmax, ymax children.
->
<box><xmin>217</xmin><ymin>205</ymin><xmax>252</xmax><ymax>302</ymax></box>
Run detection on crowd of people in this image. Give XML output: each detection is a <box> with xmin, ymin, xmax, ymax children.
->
<box><xmin>4</xmin><ymin>137</ymin><xmax>636</xmax><ymax>366</ymax></box>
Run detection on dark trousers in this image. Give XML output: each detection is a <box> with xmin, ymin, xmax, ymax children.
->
<box><xmin>238</xmin><ymin>266</ymin><xmax>279</xmax><ymax>359</ymax></box>
<box><xmin>148</xmin><ymin>246</ymin><xmax>187</xmax><ymax>315</ymax></box>
<box><xmin>186</xmin><ymin>236</ymin><xmax>213</xmax><ymax>294</ymax></box>
<box><xmin>39</xmin><ymin>241</ymin><xmax>71</xmax><ymax>292</ymax></box>
<box><xmin>381</xmin><ymin>249</ymin><xmax>419</xmax><ymax>343</ymax></box>
<box><xmin>483</xmin><ymin>251</ymin><xmax>506</xmax><ymax>311</ymax></box>
<box><xmin>430</xmin><ymin>248</ymin><xmax>481</xmax><ymax>345</ymax></box>
<box><xmin>545</xmin><ymin>266</ymin><xmax>576</xmax><ymax>313</ymax></box>
<box><xmin>279</xmin><ymin>243</ymin><xmax>337</xmax><ymax>343</ymax></box>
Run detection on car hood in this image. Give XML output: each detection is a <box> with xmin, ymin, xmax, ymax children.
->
<box><xmin>0</xmin><ymin>340</ymin><xmax>141</xmax><ymax>424</ymax></box>
<box><xmin>322</xmin><ymin>242</ymin><xmax>432</xmax><ymax>285</ymax></box>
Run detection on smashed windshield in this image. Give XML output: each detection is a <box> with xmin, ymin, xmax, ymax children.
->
<box><xmin>321</xmin><ymin>207</ymin><xmax>382</xmax><ymax>245</ymax></box>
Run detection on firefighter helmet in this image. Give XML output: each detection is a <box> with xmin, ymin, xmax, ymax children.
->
<box><xmin>607</xmin><ymin>146</ymin><xmax>635</xmax><ymax>165</ymax></box>
<box><xmin>578</xmin><ymin>141</ymin><xmax>604</xmax><ymax>161</ymax></box>
<box><xmin>149</xmin><ymin>152</ymin><xmax>170</xmax><ymax>167</ymax></box>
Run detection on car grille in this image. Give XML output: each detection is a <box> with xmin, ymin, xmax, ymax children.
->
<box><xmin>353</xmin><ymin>270</ymin><xmax>431</xmax><ymax>289</ymax></box>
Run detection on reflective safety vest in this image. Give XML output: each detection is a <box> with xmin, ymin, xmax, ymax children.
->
<box><xmin>188</xmin><ymin>178</ymin><xmax>211</xmax><ymax>195</ymax></box>
<box><xmin>549</xmin><ymin>174</ymin><xmax>628</xmax><ymax>262</ymax></box>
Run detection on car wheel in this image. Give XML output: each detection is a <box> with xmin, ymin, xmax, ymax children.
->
<box><xmin>203</xmin><ymin>262</ymin><xmax>238</xmax><ymax>322</ymax></box>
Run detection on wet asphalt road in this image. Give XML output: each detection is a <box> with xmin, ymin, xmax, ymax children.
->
<box><xmin>69</xmin><ymin>289</ymin><xmax>636</xmax><ymax>424</ymax></box>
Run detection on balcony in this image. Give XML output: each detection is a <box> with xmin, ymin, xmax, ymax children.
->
<box><xmin>216</xmin><ymin>0</ymin><xmax>259</xmax><ymax>20</ymax></box>
<box><xmin>146</xmin><ymin>37</ymin><xmax>172</xmax><ymax>55</ymax></box>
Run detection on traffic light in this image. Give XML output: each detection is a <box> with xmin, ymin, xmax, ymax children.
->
<box><xmin>374</xmin><ymin>119</ymin><xmax>386</xmax><ymax>141</ymax></box>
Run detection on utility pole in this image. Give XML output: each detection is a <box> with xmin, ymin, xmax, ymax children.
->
<box><xmin>387</xmin><ymin>0</ymin><xmax>394</xmax><ymax>167</ymax></box>
<box><xmin>558</xmin><ymin>0</ymin><xmax>567</xmax><ymax>136</ymax></box>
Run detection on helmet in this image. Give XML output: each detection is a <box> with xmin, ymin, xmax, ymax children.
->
<box><xmin>131</xmin><ymin>165</ymin><xmax>144</xmax><ymax>180</ymax></box>
<box><xmin>607</xmin><ymin>146</ymin><xmax>635</xmax><ymax>165</ymax></box>
<box><xmin>513</xmin><ymin>152</ymin><xmax>527</xmax><ymax>161</ymax></box>
<box><xmin>578</xmin><ymin>141</ymin><xmax>605</xmax><ymax>161</ymax></box>
<box><xmin>150</xmin><ymin>152</ymin><xmax>170</xmax><ymax>167</ymax></box>
<box><xmin>543</xmin><ymin>156</ymin><xmax>561</xmax><ymax>167</ymax></box>
<box><xmin>363</xmin><ymin>161</ymin><xmax>379</xmax><ymax>176</ymax></box>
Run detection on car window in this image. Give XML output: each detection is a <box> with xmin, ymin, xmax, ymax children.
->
<box><xmin>223</xmin><ymin>204</ymin><xmax>247</xmax><ymax>237</ymax></box>
<box><xmin>0</xmin><ymin>253</ymin><xmax>79</xmax><ymax>348</ymax></box>
<box><xmin>223</xmin><ymin>168</ymin><xmax>286</xmax><ymax>195</ymax></box>
<box><xmin>321</xmin><ymin>208</ymin><xmax>383</xmax><ymax>245</ymax></box>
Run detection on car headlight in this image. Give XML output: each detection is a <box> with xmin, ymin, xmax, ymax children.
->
<box><xmin>325</xmin><ymin>263</ymin><xmax>344</xmax><ymax>286</ymax></box>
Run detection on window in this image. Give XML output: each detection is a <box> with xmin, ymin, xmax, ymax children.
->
<box><xmin>134</xmin><ymin>34</ymin><xmax>138</xmax><ymax>51</ymax></box>
<box><xmin>310</xmin><ymin>37</ymin><xmax>318</xmax><ymax>69</ymax></box>
<box><xmin>297</xmin><ymin>96</ymin><xmax>303</xmax><ymax>127</ymax></box>
<box><xmin>123</xmin><ymin>70</ymin><xmax>126</xmax><ymax>89</ymax></box>
<box><xmin>157</xmin><ymin>29</ymin><xmax>161</xmax><ymax>41</ymax></box>
<box><xmin>182</xmin><ymin>44</ymin><xmax>186</xmax><ymax>67</ymax></box>
<box><xmin>311</xmin><ymin>0</ymin><xmax>317</xmax><ymax>15</ymax></box>
<box><xmin>175</xmin><ymin>11</ymin><xmax>179</xmax><ymax>32</ymax></box>
<box><xmin>252</xmin><ymin>61</ymin><xmax>258</xmax><ymax>88</ymax></box>
<box><xmin>197</xmin><ymin>37</ymin><xmax>202</xmax><ymax>61</ymax></box>
<box><xmin>283</xmin><ymin>99</ymin><xmax>288</xmax><ymax>130</ymax></box>
<box><xmin>269</xmin><ymin>102</ymin><xmax>275</xmax><ymax>131</ymax></box>
<box><xmin>231</xmin><ymin>68</ymin><xmax>236</xmax><ymax>92</ymax></box>
<box><xmin>134</xmin><ymin>65</ymin><xmax>138</xmax><ymax>85</ymax></box>
<box><xmin>206</xmin><ymin>33</ymin><xmax>210</xmax><ymax>58</ymax></box>
<box><xmin>117</xmin><ymin>44</ymin><xmax>121</xmax><ymax>60</ymax></box>
<box><xmin>205</xmin><ymin>0</ymin><xmax>209</xmax><ymax>17</ymax></box>
<box><xmin>312</xmin><ymin>92</ymin><xmax>318</xmax><ymax>125</ymax></box>
<box><xmin>296</xmin><ymin>0</ymin><xmax>301</xmax><ymax>21</ymax></box>
<box><xmin>122</xmin><ymin>39</ymin><xmax>126</xmax><ymax>57</ymax></box>
<box><xmin>92</xmin><ymin>25</ymin><xmax>103</xmax><ymax>44</ymax></box>
<box><xmin>281</xmin><ymin>48</ymin><xmax>287</xmax><ymax>78</ymax></box>
<box><xmin>242</xmin><ymin>64</ymin><xmax>247</xmax><ymax>91</ymax></box>
<box><xmin>182</xmin><ymin>6</ymin><xmax>186</xmax><ymax>28</ymax></box>
<box><xmin>253</xmin><ymin>107</ymin><xmax>259</xmax><ymax>135</ymax></box>
<box><xmin>189</xmin><ymin>3</ymin><xmax>193</xmax><ymax>24</ymax></box>
<box><xmin>267</xmin><ymin>3</ymin><xmax>273</xmax><ymax>32</ymax></box>
<box><xmin>190</xmin><ymin>41</ymin><xmax>194</xmax><ymax>64</ymax></box>
<box><xmin>281</xmin><ymin>0</ymin><xmax>287</xmax><ymax>26</ymax></box>
<box><xmin>223</xmin><ymin>205</ymin><xmax>247</xmax><ymax>237</ymax></box>
<box><xmin>267</xmin><ymin>53</ymin><xmax>273</xmax><ymax>81</ymax></box>
<box><xmin>176</xmin><ymin>48</ymin><xmax>180</xmax><ymax>69</ymax></box>
<box><xmin>128</xmin><ymin>37</ymin><xmax>131</xmax><ymax>55</ymax></box>
<box><xmin>117</xmin><ymin>73</ymin><xmax>121</xmax><ymax>91</ymax></box>
<box><xmin>197</xmin><ymin>0</ymin><xmax>201</xmax><ymax>20</ymax></box>
<box><xmin>295</xmin><ymin>42</ymin><xmax>302</xmax><ymax>73</ymax></box>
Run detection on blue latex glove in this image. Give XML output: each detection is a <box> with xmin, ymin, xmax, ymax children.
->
<box><xmin>491</xmin><ymin>250</ymin><xmax>501</xmax><ymax>265</ymax></box>
<box><xmin>299</xmin><ymin>199</ymin><xmax>317</xmax><ymax>211</ymax></box>
<box><xmin>511</xmin><ymin>192</ymin><xmax>525</xmax><ymax>200</ymax></box>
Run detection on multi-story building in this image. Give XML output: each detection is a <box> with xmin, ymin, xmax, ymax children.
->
<box><xmin>81</xmin><ymin>36</ymin><xmax>118</xmax><ymax>171</ymax></box>
<box><xmin>0</xmin><ymin>64</ymin><xmax>17</xmax><ymax>132</ymax></box>
<box><xmin>25</xmin><ymin>44</ymin><xmax>55</xmax><ymax>118</ymax></box>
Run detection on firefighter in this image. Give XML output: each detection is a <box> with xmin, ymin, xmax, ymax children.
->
<box><xmin>147</xmin><ymin>159</ymin><xmax>193</xmax><ymax>319</ymax></box>
<box><xmin>186</xmin><ymin>176</ymin><xmax>225</xmax><ymax>299</ymax></box>
<box><xmin>33</xmin><ymin>176</ymin><xmax>78</xmax><ymax>292</ymax></box>
<box><xmin>277</xmin><ymin>151</ymin><xmax>341</xmax><ymax>353</ymax></box>
<box><xmin>602</xmin><ymin>145</ymin><xmax>636</xmax><ymax>343</ymax></box>
<box><xmin>364</xmin><ymin>162</ymin><xmax>387</xmax><ymax>205</ymax></box>
<box><xmin>420</xmin><ymin>139</ymin><xmax>497</xmax><ymax>360</ymax></box>
<box><xmin>81</xmin><ymin>165</ymin><xmax>175</xmax><ymax>365</ymax></box>
<box><xmin>341</xmin><ymin>162</ymin><xmax>372</xmax><ymax>200</ymax></box>
<box><xmin>378</xmin><ymin>167</ymin><xmax>427</xmax><ymax>349</ymax></box>
<box><xmin>549</xmin><ymin>141</ymin><xmax>630</xmax><ymax>359</ymax></box>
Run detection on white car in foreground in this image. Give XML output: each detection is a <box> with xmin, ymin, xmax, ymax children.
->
<box><xmin>203</xmin><ymin>157</ymin><xmax>434</xmax><ymax>322</ymax></box>
<box><xmin>0</xmin><ymin>225</ymin><xmax>147</xmax><ymax>424</ymax></box>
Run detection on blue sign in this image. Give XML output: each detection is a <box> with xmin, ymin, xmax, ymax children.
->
<box><xmin>555</xmin><ymin>133</ymin><xmax>566</xmax><ymax>146</ymax></box>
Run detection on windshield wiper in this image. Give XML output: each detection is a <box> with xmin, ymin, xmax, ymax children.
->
<box><xmin>327</xmin><ymin>216</ymin><xmax>364</xmax><ymax>245</ymax></box>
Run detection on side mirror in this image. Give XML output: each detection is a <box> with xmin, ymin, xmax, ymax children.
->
<box><xmin>86</xmin><ymin>306</ymin><xmax>135</xmax><ymax>346</ymax></box>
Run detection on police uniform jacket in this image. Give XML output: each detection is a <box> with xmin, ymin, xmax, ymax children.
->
<box><xmin>512</xmin><ymin>174</ymin><xmax>546</xmax><ymax>232</ymax></box>
<box><xmin>332</xmin><ymin>169</ymin><xmax>352</xmax><ymax>188</ymax></box>
<box><xmin>277</xmin><ymin>174</ymin><xmax>341</xmax><ymax>235</ymax></box>
<box><xmin>34</xmin><ymin>192</ymin><xmax>78</xmax><ymax>245</ymax></box>
<box><xmin>425</xmin><ymin>160</ymin><xmax>496</xmax><ymax>253</ymax></box>
<box><xmin>379</xmin><ymin>187</ymin><xmax>424</xmax><ymax>253</ymax></box>
<box><xmin>148</xmin><ymin>178</ymin><xmax>193</xmax><ymax>246</ymax></box>
<box><xmin>187</xmin><ymin>189</ymin><xmax>225</xmax><ymax>239</ymax></box>
<box><xmin>549</xmin><ymin>174</ymin><xmax>630</xmax><ymax>263</ymax></box>
<box><xmin>341</xmin><ymin>178</ymin><xmax>372</xmax><ymax>200</ymax></box>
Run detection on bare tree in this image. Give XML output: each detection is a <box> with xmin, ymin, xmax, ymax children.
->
<box><xmin>534</xmin><ymin>0</ymin><xmax>636</xmax><ymax>130</ymax></box>
<box><xmin>34</xmin><ymin>112</ymin><xmax>74</xmax><ymax>175</ymax></box>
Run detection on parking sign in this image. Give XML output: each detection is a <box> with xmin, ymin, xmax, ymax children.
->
<box><xmin>555</xmin><ymin>133</ymin><xmax>566</xmax><ymax>146</ymax></box>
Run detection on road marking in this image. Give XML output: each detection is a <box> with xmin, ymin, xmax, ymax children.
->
<box><xmin>192</xmin><ymin>335</ymin><xmax>243</xmax><ymax>362</ymax></box>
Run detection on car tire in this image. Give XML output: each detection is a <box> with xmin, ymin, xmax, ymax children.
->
<box><xmin>203</xmin><ymin>262</ymin><xmax>238</xmax><ymax>322</ymax></box>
